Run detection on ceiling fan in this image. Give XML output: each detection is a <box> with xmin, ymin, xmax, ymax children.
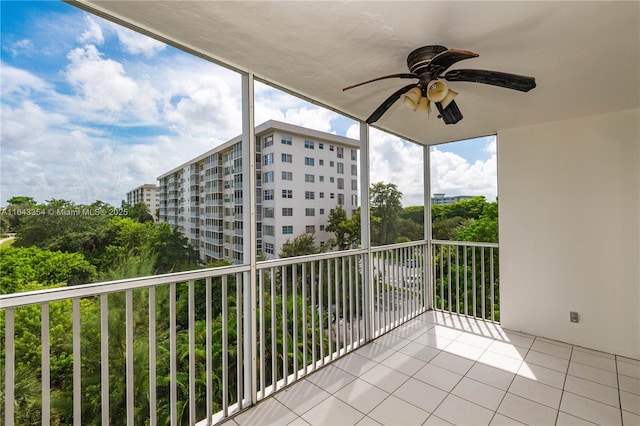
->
<box><xmin>343</xmin><ymin>45</ymin><xmax>536</xmax><ymax>125</ymax></box>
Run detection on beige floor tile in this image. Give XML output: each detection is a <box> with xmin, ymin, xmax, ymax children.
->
<box><xmin>430</xmin><ymin>351</ymin><xmax>475</xmax><ymax>375</ymax></box>
<box><xmin>235</xmin><ymin>397</ymin><xmax>298</xmax><ymax>426</ymax></box>
<box><xmin>455</xmin><ymin>331</ymin><xmax>495</xmax><ymax>349</ymax></box>
<box><xmin>397</xmin><ymin>340</ymin><xmax>440</xmax><ymax>362</ymax></box>
<box><xmin>516</xmin><ymin>361</ymin><xmax>567</xmax><ymax>389</ymax></box>
<box><xmin>334</xmin><ymin>378</ymin><xmax>389</xmax><ymax>415</ymax></box>
<box><xmin>559</xmin><ymin>391</ymin><xmax>622</xmax><ymax>425</ymax></box>
<box><xmin>332</xmin><ymin>353</ymin><xmax>377</xmax><ymax>378</ymax></box>
<box><xmin>478</xmin><ymin>349</ymin><xmax>524</xmax><ymax>374</ymax></box>
<box><xmin>622</xmin><ymin>409</ymin><xmax>640</xmax><ymax>425</ymax></box>
<box><xmin>443</xmin><ymin>340</ymin><xmax>486</xmax><ymax>361</ymax></box>
<box><xmin>433</xmin><ymin>394</ymin><xmax>494</xmax><ymax>426</ymax></box>
<box><xmin>486</xmin><ymin>340</ymin><xmax>528</xmax><ymax>360</ymax></box>
<box><xmin>619</xmin><ymin>374</ymin><xmax>640</xmax><ymax>395</ymax></box>
<box><xmin>531</xmin><ymin>339</ymin><xmax>573</xmax><ymax>359</ymax></box>
<box><xmin>392</xmin><ymin>377</ymin><xmax>448</xmax><ymax>413</ymax></box>
<box><xmin>367</xmin><ymin>395</ymin><xmax>430</xmax><ymax>426</ymax></box>
<box><xmin>466</xmin><ymin>363</ymin><xmax>515</xmax><ymax>391</ymax></box>
<box><xmin>301</xmin><ymin>395</ymin><xmax>365</xmax><ymax>426</ymax></box>
<box><xmin>618</xmin><ymin>358</ymin><xmax>640</xmax><ymax>380</ymax></box>
<box><xmin>488</xmin><ymin>413</ymin><xmax>526</xmax><ymax>425</ymax></box>
<box><xmin>555</xmin><ymin>411</ymin><xmax>597</xmax><ymax>425</ymax></box>
<box><xmin>564</xmin><ymin>375</ymin><xmax>619</xmax><ymax>407</ymax></box>
<box><xmin>274</xmin><ymin>379</ymin><xmax>332</xmax><ymax>416</ymax></box>
<box><xmin>525</xmin><ymin>350</ymin><xmax>569</xmax><ymax>373</ymax></box>
<box><xmin>423</xmin><ymin>414</ymin><xmax>454</xmax><ymax>425</ymax></box>
<box><xmin>497</xmin><ymin>392</ymin><xmax>558</xmax><ymax>426</ymax></box>
<box><xmin>452</xmin><ymin>377</ymin><xmax>506</xmax><ymax>411</ymax></box>
<box><xmin>568</xmin><ymin>361</ymin><xmax>618</xmax><ymax>388</ymax></box>
<box><xmin>570</xmin><ymin>349</ymin><xmax>617</xmax><ymax>372</ymax></box>
<box><xmin>508</xmin><ymin>376</ymin><xmax>563</xmax><ymax>409</ymax></box>
<box><xmin>380</xmin><ymin>351</ymin><xmax>426</xmax><ymax>376</ymax></box>
<box><xmin>306</xmin><ymin>364</ymin><xmax>357</xmax><ymax>394</ymax></box>
<box><xmin>620</xmin><ymin>390</ymin><xmax>640</xmax><ymax>415</ymax></box>
<box><xmin>413</xmin><ymin>363</ymin><xmax>463</xmax><ymax>392</ymax></box>
<box><xmin>359</xmin><ymin>363</ymin><xmax>410</xmax><ymax>393</ymax></box>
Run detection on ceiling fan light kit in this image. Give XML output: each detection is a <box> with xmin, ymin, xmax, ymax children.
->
<box><xmin>343</xmin><ymin>45</ymin><xmax>536</xmax><ymax>125</ymax></box>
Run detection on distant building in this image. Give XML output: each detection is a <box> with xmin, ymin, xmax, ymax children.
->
<box><xmin>157</xmin><ymin>120</ymin><xmax>360</xmax><ymax>264</ymax></box>
<box><xmin>126</xmin><ymin>184</ymin><xmax>159</xmax><ymax>221</ymax></box>
<box><xmin>431</xmin><ymin>193</ymin><xmax>475</xmax><ymax>205</ymax></box>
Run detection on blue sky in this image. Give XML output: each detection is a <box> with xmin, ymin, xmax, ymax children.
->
<box><xmin>1</xmin><ymin>1</ymin><xmax>496</xmax><ymax>207</ymax></box>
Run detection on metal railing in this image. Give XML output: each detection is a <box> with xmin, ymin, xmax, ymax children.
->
<box><xmin>0</xmin><ymin>240</ymin><xmax>498</xmax><ymax>425</ymax></box>
<box><xmin>431</xmin><ymin>240</ymin><xmax>500</xmax><ymax>322</ymax></box>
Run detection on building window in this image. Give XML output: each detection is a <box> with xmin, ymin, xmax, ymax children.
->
<box><xmin>263</xmin><ymin>171</ymin><xmax>274</xmax><ymax>183</ymax></box>
<box><xmin>320</xmin><ymin>225</ymin><xmax>325</xmax><ymax>231</ymax></box>
<box><xmin>319</xmin><ymin>192</ymin><xmax>325</xmax><ymax>198</ymax></box>
<box><xmin>264</xmin><ymin>189</ymin><xmax>274</xmax><ymax>200</ymax></box>
<box><xmin>264</xmin><ymin>225</ymin><xmax>274</xmax><ymax>236</ymax></box>
<box><xmin>330</xmin><ymin>161</ymin><xmax>335</xmax><ymax>167</ymax></box>
<box><xmin>263</xmin><ymin>135</ymin><xmax>274</xmax><ymax>148</ymax></box>
<box><xmin>337</xmin><ymin>146</ymin><xmax>344</xmax><ymax>158</ymax></box>
<box><xmin>330</xmin><ymin>177</ymin><xmax>335</xmax><ymax>183</ymax></box>
<box><xmin>319</xmin><ymin>159</ymin><xmax>324</xmax><ymax>166</ymax></box>
<box><xmin>337</xmin><ymin>178</ymin><xmax>344</xmax><ymax>189</ymax></box>
<box><xmin>319</xmin><ymin>175</ymin><xmax>324</xmax><ymax>182</ymax></box>
<box><xmin>283</xmin><ymin>225</ymin><xmax>294</xmax><ymax>235</ymax></box>
<box><xmin>351</xmin><ymin>149</ymin><xmax>357</xmax><ymax>160</ymax></box>
<box><xmin>304</xmin><ymin>140</ymin><xmax>314</xmax><ymax>149</ymax></box>
<box><xmin>352</xmin><ymin>194</ymin><xmax>358</xmax><ymax>206</ymax></box>
<box><xmin>352</xmin><ymin>179</ymin><xmax>358</xmax><ymax>190</ymax></box>
<box><xmin>305</xmin><ymin>208</ymin><xmax>315</xmax><ymax>216</ymax></box>
<box><xmin>305</xmin><ymin>157</ymin><xmax>315</xmax><ymax>166</ymax></box>
<box><xmin>263</xmin><ymin>153</ymin><xmax>274</xmax><ymax>165</ymax></box>
<box><xmin>338</xmin><ymin>194</ymin><xmax>344</xmax><ymax>205</ymax></box>
<box><xmin>305</xmin><ymin>191</ymin><xmax>315</xmax><ymax>200</ymax></box>
<box><xmin>305</xmin><ymin>174</ymin><xmax>315</xmax><ymax>183</ymax></box>
<box><xmin>330</xmin><ymin>193</ymin><xmax>335</xmax><ymax>199</ymax></box>
<box><xmin>305</xmin><ymin>225</ymin><xmax>316</xmax><ymax>234</ymax></box>
<box><xmin>351</xmin><ymin>164</ymin><xmax>358</xmax><ymax>176</ymax></box>
<box><xmin>282</xmin><ymin>207</ymin><xmax>293</xmax><ymax>216</ymax></box>
<box><xmin>329</xmin><ymin>145</ymin><xmax>335</xmax><ymax>151</ymax></box>
<box><xmin>281</xmin><ymin>135</ymin><xmax>292</xmax><ymax>145</ymax></box>
<box><xmin>282</xmin><ymin>153</ymin><xmax>292</xmax><ymax>163</ymax></box>
<box><xmin>319</xmin><ymin>143</ymin><xmax>324</xmax><ymax>149</ymax></box>
<box><xmin>319</xmin><ymin>208</ymin><xmax>325</xmax><ymax>214</ymax></box>
<box><xmin>282</xmin><ymin>171</ymin><xmax>293</xmax><ymax>181</ymax></box>
<box><xmin>337</xmin><ymin>162</ymin><xmax>344</xmax><ymax>174</ymax></box>
<box><xmin>265</xmin><ymin>243</ymin><xmax>275</xmax><ymax>254</ymax></box>
<box><xmin>264</xmin><ymin>207</ymin><xmax>274</xmax><ymax>218</ymax></box>
<box><xmin>282</xmin><ymin>189</ymin><xmax>293</xmax><ymax>198</ymax></box>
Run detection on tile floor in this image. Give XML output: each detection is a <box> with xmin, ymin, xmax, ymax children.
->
<box><xmin>222</xmin><ymin>311</ymin><xmax>640</xmax><ymax>426</ymax></box>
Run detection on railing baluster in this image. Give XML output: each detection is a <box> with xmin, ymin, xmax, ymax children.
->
<box><xmin>101</xmin><ymin>295</ymin><xmax>110</xmax><ymax>426</ymax></box>
<box><xmin>169</xmin><ymin>283</ymin><xmax>177</xmax><ymax>426</ymax></box>
<box><xmin>236</xmin><ymin>273</ymin><xmax>243</xmax><ymax>409</ymax></box>
<box><xmin>269</xmin><ymin>268</ymin><xmax>276</xmax><ymax>391</ymax></box>
<box><xmin>126</xmin><ymin>290</ymin><xmax>134</xmax><ymax>425</ymax></box>
<box><xmin>327</xmin><ymin>259</ymin><xmax>333</xmax><ymax>360</ymax></box>
<box><xmin>204</xmin><ymin>278</ymin><xmax>212</xmax><ymax>425</ymax></box>
<box><xmin>341</xmin><ymin>257</ymin><xmax>347</xmax><ymax>353</ymax></box>
<box><xmin>222</xmin><ymin>275</ymin><xmax>229</xmax><ymax>415</ymax></box>
<box><xmin>463</xmin><ymin>247</ymin><xmax>468</xmax><ymax>317</ymax></box>
<box><xmin>73</xmin><ymin>298</ymin><xmax>81</xmax><ymax>426</ymax></box>
<box><xmin>281</xmin><ymin>266</ymin><xmax>287</xmax><ymax>385</ymax></box>
<box><xmin>4</xmin><ymin>307</ymin><xmax>14</xmax><ymax>425</ymax></box>
<box><xmin>481</xmin><ymin>248</ymin><xmax>486</xmax><ymax>320</ymax></box>
<box><xmin>490</xmin><ymin>248</ymin><xmax>495</xmax><ymax>322</ymax></box>
<box><xmin>258</xmin><ymin>271</ymin><xmax>265</xmax><ymax>397</ymax></box>
<box><xmin>188</xmin><ymin>280</ymin><xmax>196</xmax><ymax>425</ymax></box>
<box><xmin>42</xmin><ymin>303</ymin><xmax>51</xmax><ymax>426</ymax></box>
<box><xmin>301</xmin><ymin>263</ymin><xmax>308</xmax><ymax>376</ymax></box>
<box><xmin>311</xmin><ymin>261</ymin><xmax>317</xmax><ymax>368</ymax></box>
<box><xmin>348</xmin><ymin>256</ymin><xmax>354</xmax><ymax>350</ymax></box>
<box><xmin>455</xmin><ymin>245</ymin><xmax>460</xmax><ymax>315</ymax></box>
<box><xmin>318</xmin><ymin>260</ymin><xmax>325</xmax><ymax>364</ymax></box>
<box><xmin>472</xmin><ymin>248</ymin><xmax>477</xmax><ymax>318</ymax></box>
<box><xmin>292</xmin><ymin>264</ymin><xmax>298</xmax><ymax>380</ymax></box>
<box><xmin>149</xmin><ymin>287</ymin><xmax>156</xmax><ymax>426</ymax></box>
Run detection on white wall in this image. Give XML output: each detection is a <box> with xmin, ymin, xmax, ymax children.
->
<box><xmin>498</xmin><ymin>109</ymin><xmax>640</xmax><ymax>359</ymax></box>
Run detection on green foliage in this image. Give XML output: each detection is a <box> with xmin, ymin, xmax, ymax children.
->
<box><xmin>279</xmin><ymin>233</ymin><xmax>320</xmax><ymax>258</ymax></box>
<box><xmin>370</xmin><ymin>182</ymin><xmax>403</xmax><ymax>246</ymax></box>
<box><xmin>326</xmin><ymin>206</ymin><xmax>360</xmax><ymax>250</ymax></box>
<box><xmin>122</xmin><ymin>202</ymin><xmax>154</xmax><ymax>223</ymax></box>
<box><xmin>0</xmin><ymin>247</ymin><xmax>97</xmax><ymax>293</ymax></box>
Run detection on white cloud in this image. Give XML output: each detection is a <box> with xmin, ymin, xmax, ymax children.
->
<box><xmin>6</xmin><ymin>39</ymin><xmax>34</xmax><ymax>57</ymax></box>
<box><xmin>430</xmin><ymin>147</ymin><xmax>497</xmax><ymax>201</ymax></box>
<box><xmin>1</xmin><ymin>63</ymin><xmax>52</xmax><ymax>99</ymax></box>
<box><xmin>109</xmin><ymin>22</ymin><xmax>166</xmax><ymax>57</ymax></box>
<box><xmin>78</xmin><ymin>16</ymin><xmax>104</xmax><ymax>45</ymax></box>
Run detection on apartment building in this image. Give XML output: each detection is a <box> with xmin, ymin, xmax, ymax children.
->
<box><xmin>158</xmin><ymin>120</ymin><xmax>359</xmax><ymax>263</ymax></box>
<box><xmin>125</xmin><ymin>183</ymin><xmax>159</xmax><ymax>221</ymax></box>
<box><xmin>431</xmin><ymin>193</ymin><xmax>475</xmax><ymax>205</ymax></box>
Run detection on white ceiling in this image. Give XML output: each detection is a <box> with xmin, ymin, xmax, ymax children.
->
<box><xmin>74</xmin><ymin>1</ymin><xmax>639</xmax><ymax>145</ymax></box>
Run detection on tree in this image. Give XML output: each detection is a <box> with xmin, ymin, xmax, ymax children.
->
<box><xmin>370</xmin><ymin>182</ymin><xmax>403</xmax><ymax>246</ymax></box>
<box><xmin>122</xmin><ymin>201</ymin><xmax>154</xmax><ymax>223</ymax></box>
<box><xmin>279</xmin><ymin>233</ymin><xmax>320</xmax><ymax>258</ymax></box>
<box><xmin>457</xmin><ymin>201</ymin><xmax>498</xmax><ymax>243</ymax></box>
<box><xmin>326</xmin><ymin>206</ymin><xmax>360</xmax><ymax>250</ymax></box>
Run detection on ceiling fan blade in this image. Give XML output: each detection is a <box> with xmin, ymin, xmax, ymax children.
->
<box><xmin>435</xmin><ymin>99</ymin><xmax>463</xmax><ymax>125</ymax></box>
<box><xmin>343</xmin><ymin>73</ymin><xmax>417</xmax><ymax>91</ymax></box>
<box><xmin>366</xmin><ymin>83</ymin><xmax>419</xmax><ymax>124</ymax></box>
<box><xmin>444</xmin><ymin>69</ymin><xmax>536</xmax><ymax>92</ymax></box>
<box><xmin>423</xmin><ymin>49</ymin><xmax>479</xmax><ymax>77</ymax></box>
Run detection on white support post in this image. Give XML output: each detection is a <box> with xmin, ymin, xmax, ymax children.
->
<box><xmin>241</xmin><ymin>72</ymin><xmax>257</xmax><ymax>406</ymax></box>
<box><xmin>359</xmin><ymin>122</ymin><xmax>373</xmax><ymax>342</ymax></box>
<box><xmin>423</xmin><ymin>146</ymin><xmax>433</xmax><ymax>311</ymax></box>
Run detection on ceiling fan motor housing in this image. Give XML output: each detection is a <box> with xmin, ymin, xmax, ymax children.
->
<box><xmin>407</xmin><ymin>45</ymin><xmax>448</xmax><ymax>76</ymax></box>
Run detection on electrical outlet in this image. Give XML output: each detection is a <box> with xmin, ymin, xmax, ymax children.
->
<box><xmin>570</xmin><ymin>311</ymin><xmax>579</xmax><ymax>323</ymax></box>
